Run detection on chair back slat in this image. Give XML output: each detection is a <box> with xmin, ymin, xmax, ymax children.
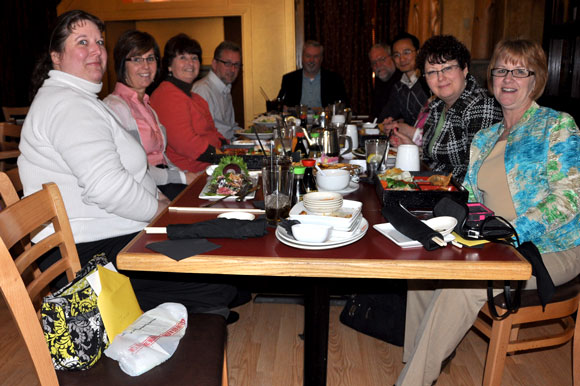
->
<box><xmin>2</xmin><ymin>106</ymin><xmax>29</xmax><ymax>123</ymax></box>
<box><xmin>0</xmin><ymin>171</ymin><xmax>19</xmax><ymax>208</ymax></box>
<box><xmin>0</xmin><ymin>182</ymin><xmax>75</xmax><ymax>386</ymax></box>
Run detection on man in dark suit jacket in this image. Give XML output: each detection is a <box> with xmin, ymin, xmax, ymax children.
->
<box><xmin>276</xmin><ymin>40</ymin><xmax>349</xmax><ymax>108</ymax></box>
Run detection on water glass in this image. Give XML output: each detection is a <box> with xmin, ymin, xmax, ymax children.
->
<box><xmin>365</xmin><ymin>139</ymin><xmax>387</xmax><ymax>179</ymax></box>
<box><xmin>262</xmin><ymin>156</ymin><xmax>294</xmax><ymax>225</ymax></box>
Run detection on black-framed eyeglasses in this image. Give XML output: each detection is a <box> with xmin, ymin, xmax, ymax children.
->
<box><xmin>215</xmin><ymin>58</ymin><xmax>242</xmax><ymax>70</ymax></box>
<box><xmin>424</xmin><ymin>64</ymin><xmax>461</xmax><ymax>79</ymax></box>
<box><xmin>391</xmin><ymin>49</ymin><xmax>415</xmax><ymax>59</ymax></box>
<box><xmin>125</xmin><ymin>55</ymin><xmax>157</xmax><ymax>64</ymax></box>
<box><xmin>490</xmin><ymin>68</ymin><xmax>535</xmax><ymax>78</ymax></box>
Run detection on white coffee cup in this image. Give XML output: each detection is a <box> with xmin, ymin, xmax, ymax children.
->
<box><xmin>345</xmin><ymin>124</ymin><xmax>358</xmax><ymax>149</ymax></box>
<box><xmin>395</xmin><ymin>144</ymin><xmax>420</xmax><ymax>171</ymax></box>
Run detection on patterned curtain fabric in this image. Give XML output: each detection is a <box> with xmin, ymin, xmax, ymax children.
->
<box><xmin>304</xmin><ymin>0</ymin><xmax>408</xmax><ymax>115</ymax></box>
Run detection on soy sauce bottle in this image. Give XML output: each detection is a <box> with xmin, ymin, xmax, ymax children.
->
<box><xmin>294</xmin><ymin>132</ymin><xmax>308</xmax><ymax>158</ymax></box>
<box><xmin>300</xmin><ymin>159</ymin><xmax>318</xmax><ymax>192</ymax></box>
<box><xmin>291</xmin><ymin>166</ymin><xmax>307</xmax><ymax>206</ymax></box>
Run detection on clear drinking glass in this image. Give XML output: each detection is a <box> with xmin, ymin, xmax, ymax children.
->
<box><xmin>262</xmin><ymin>156</ymin><xmax>294</xmax><ymax>225</ymax></box>
<box><xmin>364</xmin><ymin>139</ymin><xmax>387</xmax><ymax>180</ymax></box>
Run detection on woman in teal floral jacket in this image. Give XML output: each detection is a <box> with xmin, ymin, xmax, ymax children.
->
<box><xmin>396</xmin><ymin>39</ymin><xmax>580</xmax><ymax>386</ymax></box>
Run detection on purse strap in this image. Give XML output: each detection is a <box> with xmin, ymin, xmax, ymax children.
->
<box><xmin>483</xmin><ymin>217</ymin><xmax>524</xmax><ymax>319</ymax></box>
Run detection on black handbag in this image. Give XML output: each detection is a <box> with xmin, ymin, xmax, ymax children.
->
<box><xmin>339</xmin><ymin>280</ymin><xmax>407</xmax><ymax>346</ymax></box>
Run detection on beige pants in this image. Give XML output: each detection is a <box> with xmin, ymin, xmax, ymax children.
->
<box><xmin>396</xmin><ymin>245</ymin><xmax>580</xmax><ymax>386</ymax></box>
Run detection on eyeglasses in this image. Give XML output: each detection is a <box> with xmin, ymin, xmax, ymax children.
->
<box><xmin>125</xmin><ymin>55</ymin><xmax>157</xmax><ymax>64</ymax></box>
<box><xmin>215</xmin><ymin>58</ymin><xmax>242</xmax><ymax>70</ymax></box>
<box><xmin>391</xmin><ymin>49</ymin><xmax>415</xmax><ymax>59</ymax></box>
<box><xmin>370</xmin><ymin>56</ymin><xmax>389</xmax><ymax>67</ymax></box>
<box><xmin>424</xmin><ymin>64</ymin><xmax>461</xmax><ymax>79</ymax></box>
<box><xmin>491</xmin><ymin>68</ymin><xmax>535</xmax><ymax>78</ymax></box>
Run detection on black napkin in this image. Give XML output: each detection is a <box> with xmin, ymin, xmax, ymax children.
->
<box><xmin>382</xmin><ymin>202</ymin><xmax>444</xmax><ymax>251</ymax></box>
<box><xmin>167</xmin><ymin>218</ymin><xmax>268</xmax><ymax>240</ymax></box>
<box><xmin>146</xmin><ymin>239</ymin><xmax>221</xmax><ymax>261</ymax></box>
<box><xmin>279</xmin><ymin>219</ymin><xmax>300</xmax><ymax>238</ymax></box>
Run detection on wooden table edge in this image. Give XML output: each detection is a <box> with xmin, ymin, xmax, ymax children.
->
<box><xmin>117</xmin><ymin>248</ymin><xmax>531</xmax><ymax>281</ymax></box>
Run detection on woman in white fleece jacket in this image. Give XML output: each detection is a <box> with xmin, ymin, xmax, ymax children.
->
<box><xmin>19</xmin><ymin>10</ymin><xmax>235</xmax><ymax>317</ymax></box>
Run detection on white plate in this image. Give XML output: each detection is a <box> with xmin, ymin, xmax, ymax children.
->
<box><xmin>289</xmin><ymin>200</ymin><xmax>362</xmax><ymax>231</ymax></box>
<box><xmin>198</xmin><ymin>174</ymin><xmax>259</xmax><ymax>201</ymax></box>
<box><xmin>276</xmin><ymin>218</ymin><xmax>368</xmax><ymax>250</ymax></box>
<box><xmin>317</xmin><ymin>181</ymin><xmax>359</xmax><ymax>195</ymax></box>
<box><xmin>373</xmin><ymin>223</ymin><xmax>455</xmax><ymax>248</ymax></box>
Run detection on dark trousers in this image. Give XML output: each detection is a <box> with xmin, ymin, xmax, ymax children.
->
<box><xmin>39</xmin><ymin>232</ymin><xmax>236</xmax><ymax>318</ymax></box>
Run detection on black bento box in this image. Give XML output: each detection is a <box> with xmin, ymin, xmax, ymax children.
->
<box><xmin>375</xmin><ymin>171</ymin><xmax>468</xmax><ymax>210</ymax></box>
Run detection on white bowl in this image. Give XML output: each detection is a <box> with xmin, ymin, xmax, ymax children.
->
<box><xmin>424</xmin><ymin>216</ymin><xmax>458</xmax><ymax>236</ymax></box>
<box><xmin>316</xmin><ymin>169</ymin><xmax>351</xmax><ymax>191</ymax></box>
<box><xmin>217</xmin><ymin>212</ymin><xmax>256</xmax><ymax>221</ymax></box>
<box><xmin>362</xmin><ymin>122</ymin><xmax>377</xmax><ymax>129</ymax></box>
<box><xmin>291</xmin><ymin>223</ymin><xmax>332</xmax><ymax>243</ymax></box>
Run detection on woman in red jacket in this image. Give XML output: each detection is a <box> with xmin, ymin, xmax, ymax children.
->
<box><xmin>150</xmin><ymin>34</ymin><xmax>226</xmax><ymax>172</ymax></box>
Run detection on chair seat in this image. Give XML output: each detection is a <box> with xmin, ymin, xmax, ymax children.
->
<box><xmin>57</xmin><ymin>313</ymin><xmax>226</xmax><ymax>386</ymax></box>
<box><xmin>493</xmin><ymin>276</ymin><xmax>580</xmax><ymax>309</ymax></box>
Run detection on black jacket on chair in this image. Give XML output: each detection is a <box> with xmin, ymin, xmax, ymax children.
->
<box><xmin>276</xmin><ymin>68</ymin><xmax>349</xmax><ymax>108</ymax></box>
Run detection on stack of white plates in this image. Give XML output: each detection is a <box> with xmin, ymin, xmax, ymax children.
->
<box><xmin>290</xmin><ymin>200</ymin><xmax>362</xmax><ymax>234</ymax></box>
<box><xmin>303</xmin><ymin>192</ymin><xmax>343</xmax><ymax>214</ymax></box>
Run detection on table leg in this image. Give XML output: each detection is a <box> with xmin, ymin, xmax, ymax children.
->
<box><xmin>304</xmin><ymin>281</ymin><xmax>330</xmax><ymax>386</ymax></box>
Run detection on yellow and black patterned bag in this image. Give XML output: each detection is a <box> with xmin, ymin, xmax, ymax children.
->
<box><xmin>41</xmin><ymin>254</ymin><xmax>110</xmax><ymax>370</ymax></box>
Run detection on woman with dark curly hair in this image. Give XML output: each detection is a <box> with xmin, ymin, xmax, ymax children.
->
<box><xmin>150</xmin><ymin>33</ymin><xmax>227</xmax><ymax>173</ymax></box>
<box><xmin>385</xmin><ymin>35</ymin><xmax>502</xmax><ymax>180</ymax></box>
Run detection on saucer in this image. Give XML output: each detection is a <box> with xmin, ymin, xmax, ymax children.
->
<box><xmin>316</xmin><ymin>181</ymin><xmax>359</xmax><ymax>195</ymax></box>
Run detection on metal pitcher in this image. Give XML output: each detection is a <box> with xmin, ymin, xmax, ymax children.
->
<box><xmin>302</xmin><ymin>123</ymin><xmax>352</xmax><ymax>157</ymax></box>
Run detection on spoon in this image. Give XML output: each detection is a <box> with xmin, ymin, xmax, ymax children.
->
<box><xmin>315</xmin><ymin>164</ymin><xmax>327</xmax><ymax>176</ymax></box>
<box><xmin>372</xmin><ymin>117</ymin><xmax>378</xmax><ymax>125</ymax></box>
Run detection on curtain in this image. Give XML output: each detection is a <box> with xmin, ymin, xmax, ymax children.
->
<box><xmin>0</xmin><ymin>0</ymin><xmax>59</xmax><ymax>118</ymax></box>
<box><xmin>304</xmin><ymin>0</ymin><xmax>408</xmax><ymax>115</ymax></box>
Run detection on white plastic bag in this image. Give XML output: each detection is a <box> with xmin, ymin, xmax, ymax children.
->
<box><xmin>104</xmin><ymin>302</ymin><xmax>188</xmax><ymax>376</ymax></box>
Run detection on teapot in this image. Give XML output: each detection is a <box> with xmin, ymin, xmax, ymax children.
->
<box><xmin>302</xmin><ymin>123</ymin><xmax>352</xmax><ymax>158</ymax></box>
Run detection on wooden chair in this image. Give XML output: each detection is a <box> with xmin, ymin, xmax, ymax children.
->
<box><xmin>2</xmin><ymin>106</ymin><xmax>29</xmax><ymax>123</ymax></box>
<box><xmin>0</xmin><ymin>183</ymin><xmax>229</xmax><ymax>386</ymax></box>
<box><xmin>473</xmin><ymin>277</ymin><xmax>580</xmax><ymax>385</ymax></box>
<box><xmin>0</xmin><ymin>122</ymin><xmax>22</xmax><ymax>172</ymax></box>
<box><xmin>0</xmin><ymin>171</ymin><xmax>20</xmax><ymax>208</ymax></box>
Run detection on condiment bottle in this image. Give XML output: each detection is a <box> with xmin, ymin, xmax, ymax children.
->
<box><xmin>294</xmin><ymin>132</ymin><xmax>308</xmax><ymax>158</ymax></box>
<box><xmin>301</xmin><ymin>159</ymin><xmax>318</xmax><ymax>192</ymax></box>
<box><xmin>309</xmin><ymin>132</ymin><xmax>321</xmax><ymax>159</ymax></box>
<box><xmin>291</xmin><ymin>166</ymin><xmax>307</xmax><ymax>206</ymax></box>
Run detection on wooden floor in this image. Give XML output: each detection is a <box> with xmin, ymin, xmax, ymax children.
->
<box><xmin>0</xmin><ymin>296</ymin><xmax>573</xmax><ymax>386</ymax></box>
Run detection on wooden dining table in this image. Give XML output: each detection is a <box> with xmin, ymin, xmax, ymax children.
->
<box><xmin>117</xmin><ymin>174</ymin><xmax>531</xmax><ymax>386</ymax></box>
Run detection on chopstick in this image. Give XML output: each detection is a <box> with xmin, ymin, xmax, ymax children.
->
<box><xmin>254</xmin><ymin>127</ymin><xmax>267</xmax><ymax>156</ymax></box>
<box><xmin>259</xmin><ymin>86</ymin><xmax>270</xmax><ymax>101</ymax></box>
<box><xmin>145</xmin><ymin>227</ymin><xmax>167</xmax><ymax>234</ymax></box>
<box><xmin>168</xmin><ymin>207</ymin><xmax>265</xmax><ymax>214</ymax></box>
<box><xmin>201</xmin><ymin>194</ymin><xmax>232</xmax><ymax>208</ymax></box>
<box><xmin>431</xmin><ymin>236</ymin><xmax>447</xmax><ymax>247</ymax></box>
